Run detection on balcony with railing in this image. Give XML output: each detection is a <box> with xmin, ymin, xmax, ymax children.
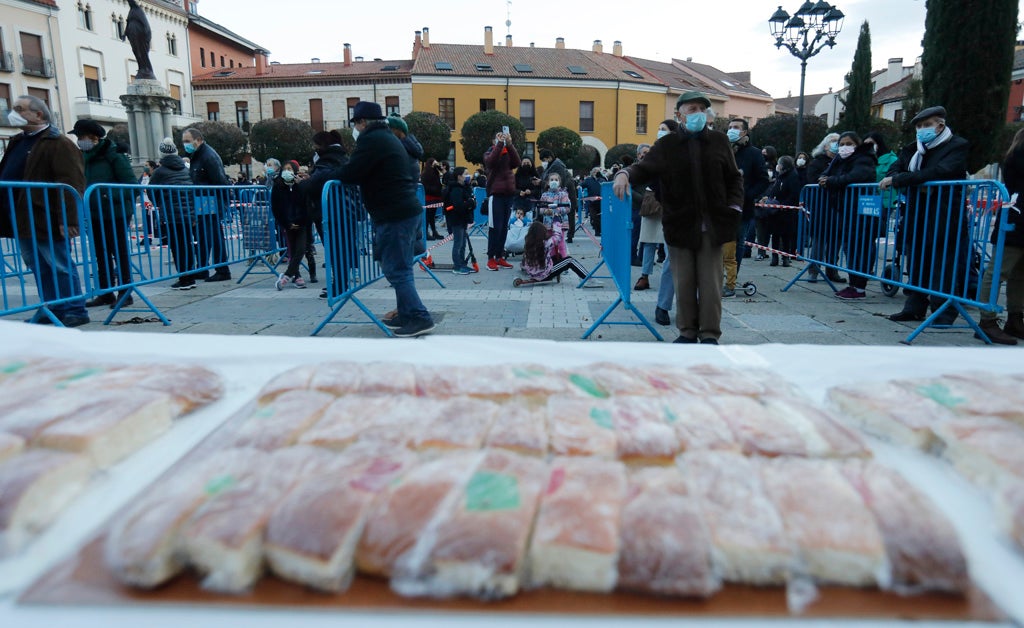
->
<box><xmin>73</xmin><ymin>96</ymin><xmax>127</xmax><ymax>123</ymax></box>
<box><xmin>20</xmin><ymin>54</ymin><xmax>54</xmax><ymax>78</ymax></box>
<box><xmin>0</xmin><ymin>51</ymin><xmax>14</xmax><ymax>73</ymax></box>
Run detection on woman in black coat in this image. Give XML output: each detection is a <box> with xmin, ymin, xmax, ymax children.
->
<box><xmin>819</xmin><ymin>131</ymin><xmax>878</xmax><ymax>298</ymax></box>
<box><xmin>762</xmin><ymin>155</ymin><xmax>802</xmax><ymax>266</ymax></box>
<box><xmin>271</xmin><ymin>161</ymin><xmax>312</xmax><ymax>288</ymax></box>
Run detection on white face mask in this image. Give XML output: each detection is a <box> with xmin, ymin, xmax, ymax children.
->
<box><xmin>77</xmin><ymin>139</ymin><xmax>96</xmax><ymax>152</ymax></box>
<box><xmin>312</xmin><ymin>152</ymin><xmax>320</xmax><ymax>164</ymax></box>
<box><xmin>837</xmin><ymin>145</ymin><xmax>856</xmax><ymax>159</ymax></box>
<box><xmin>8</xmin><ymin>111</ymin><xmax>29</xmax><ymax>127</ymax></box>
<box><xmin>548</xmin><ymin>180</ymin><xmax>559</xmax><ymax>191</ymax></box>
<box><xmin>656</xmin><ymin>129</ymin><xmax>669</xmax><ymax>139</ymax></box>
<box><xmin>351</xmin><ymin>128</ymin><xmax>360</xmax><ymax>141</ymax></box>
<box><xmin>796</xmin><ymin>158</ymin><xmax>807</xmax><ymax>167</ymax></box>
<box><xmin>281</xmin><ymin>170</ymin><xmax>295</xmax><ymax>182</ymax></box>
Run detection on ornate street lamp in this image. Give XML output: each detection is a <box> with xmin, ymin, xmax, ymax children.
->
<box><xmin>769</xmin><ymin>2</ymin><xmax>844</xmax><ymax>154</ymax></box>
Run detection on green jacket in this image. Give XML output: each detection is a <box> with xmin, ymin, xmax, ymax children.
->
<box><xmin>83</xmin><ymin>138</ymin><xmax>136</xmax><ymax>216</ymax></box>
<box><xmin>875</xmin><ymin>150</ymin><xmax>899</xmax><ymax>208</ymax></box>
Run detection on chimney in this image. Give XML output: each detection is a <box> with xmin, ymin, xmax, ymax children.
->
<box><xmin>612</xmin><ymin>40</ymin><xmax>623</xmax><ymax>57</ymax></box>
<box><xmin>888</xmin><ymin>57</ymin><xmax>903</xmax><ymax>81</ymax></box>
<box><xmin>311</xmin><ymin>57</ymin><xmax>320</xmax><ymax>63</ymax></box>
<box><xmin>255</xmin><ymin>51</ymin><xmax>268</xmax><ymax>75</ymax></box>
<box><xmin>484</xmin><ymin>26</ymin><xmax>494</xmax><ymax>55</ymax></box>
<box><xmin>506</xmin><ymin>34</ymin><xmax>513</xmax><ymax>47</ymax></box>
<box><xmin>422</xmin><ymin>27</ymin><xmax>430</xmax><ymax>49</ymax></box>
<box><xmin>530</xmin><ymin>42</ymin><xmax>535</xmax><ymax>48</ymax></box>
<box><xmin>413</xmin><ymin>31</ymin><xmax>421</xmax><ymax>56</ymax></box>
<box><xmin>343</xmin><ymin>43</ymin><xmax>352</xmax><ymax>66</ymax></box>
<box><xmin>556</xmin><ymin>37</ymin><xmax>565</xmax><ymax>49</ymax></box>
<box><xmin>592</xmin><ymin>40</ymin><xmax>603</xmax><ymax>54</ymax></box>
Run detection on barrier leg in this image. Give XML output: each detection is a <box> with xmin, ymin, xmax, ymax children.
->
<box><xmin>104</xmin><ymin>288</ymin><xmax>171</xmax><ymax>326</ymax></box>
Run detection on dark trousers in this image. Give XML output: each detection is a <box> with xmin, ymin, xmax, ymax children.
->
<box><xmin>541</xmin><ymin>256</ymin><xmax>588</xmax><ymax>281</ymax></box>
<box><xmin>195</xmin><ymin>213</ymin><xmax>230</xmax><ymax>277</ymax></box>
<box><xmin>91</xmin><ymin>211</ymin><xmax>132</xmax><ymax>290</ymax></box>
<box><xmin>487</xmin><ymin>194</ymin><xmax>515</xmax><ymax>259</ymax></box>
<box><xmin>166</xmin><ymin>220</ymin><xmax>197</xmax><ymax>277</ymax></box>
<box><xmin>283</xmin><ymin>225</ymin><xmax>308</xmax><ymax>279</ymax></box>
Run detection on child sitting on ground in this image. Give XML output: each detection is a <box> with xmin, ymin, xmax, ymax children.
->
<box><xmin>521</xmin><ymin>221</ymin><xmax>593</xmax><ymax>283</ymax></box>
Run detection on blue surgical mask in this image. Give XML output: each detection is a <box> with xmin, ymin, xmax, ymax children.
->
<box><xmin>684</xmin><ymin>112</ymin><xmax>707</xmax><ymax>133</ymax></box>
<box><xmin>183</xmin><ymin>142</ymin><xmax>196</xmax><ymax>154</ymax></box>
<box><xmin>656</xmin><ymin>129</ymin><xmax>669</xmax><ymax>140</ymax></box>
<box><xmin>828</xmin><ymin>141</ymin><xmax>839</xmax><ymax>154</ymax></box>
<box><xmin>917</xmin><ymin>127</ymin><xmax>938</xmax><ymax>145</ymax></box>
<box><xmin>281</xmin><ymin>170</ymin><xmax>295</xmax><ymax>182</ymax></box>
<box><xmin>726</xmin><ymin>128</ymin><xmax>742</xmax><ymax>143</ymax></box>
<box><xmin>266</xmin><ymin>168</ymin><xmax>275</xmax><ymax>176</ymax></box>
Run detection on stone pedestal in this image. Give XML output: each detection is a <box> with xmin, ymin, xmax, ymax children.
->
<box><xmin>120</xmin><ymin>79</ymin><xmax>179</xmax><ymax>165</ymax></box>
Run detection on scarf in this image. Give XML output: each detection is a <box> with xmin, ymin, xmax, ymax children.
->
<box><xmin>909</xmin><ymin>126</ymin><xmax>953</xmax><ymax>173</ymax></box>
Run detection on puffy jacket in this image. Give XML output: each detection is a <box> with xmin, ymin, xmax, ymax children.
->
<box><xmin>271</xmin><ymin>179</ymin><xmax>306</xmax><ymax>229</ymax></box>
<box><xmin>821</xmin><ymin>143</ymin><xmax>877</xmax><ymax>210</ymax></box>
<box><xmin>732</xmin><ymin>141</ymin><xmax>770</xmax><ymax>219</ymax></box>
<box><xmin>443</xmin><ymin>180</ymin><xmax>476</xmax><ymax>227</ymax></box>
<box><xmin>188</xmin><ymin>142</ymin><xmax>229</xmax><ymax>186</ymax></box>
<box><xmin>336</xmin><ymin>121</ymin><xmax>421</xmax><ymax>224</ymax></box>
<box><xmin>483</xmin><ymin>141</ymin><xmax>521</xmax><ymax>197</ymax></box>
<box><xmin>147</xmin><ymin>154</ymin><xmax>194</xmax><ymax>223</ymax></box>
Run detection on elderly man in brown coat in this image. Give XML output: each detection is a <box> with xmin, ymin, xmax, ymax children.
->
<box><xmin>613</xmin><ymin>91</ymin><xmax>743</xmax><ymax>344</ymax></box>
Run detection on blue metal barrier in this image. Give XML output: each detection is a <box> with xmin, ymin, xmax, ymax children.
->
<box><xmin>469</xmin><ymin>187</ymin><xmax>489</xmax><ymax>237</ymax></box>
<box><xmin>582</xmin><ymin>182</ymin><xmax>663</xmax><ymax>340</ymax></box>
<box><xmin>414</xmin><ymin>183</ymin><xmax>446</xmax><ymax>287</ymax></box>
<box><xmin>311</xmin><ymin>180</ymin><xmax>389</xmax><ymax>336</ymax></box>
<box><xmin>784</xmin><ymin>179</ymin><xmax>1012</xmax><ymax>344</ymax></box>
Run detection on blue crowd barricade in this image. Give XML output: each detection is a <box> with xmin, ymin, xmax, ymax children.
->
<box><xmin>312</xmin><ymin>180</ymin><xmax>389</xmax><ymax>336</ymax></box>
<box><xmin>582</xmin><ymin>182</ymin><xmax>663</xmax><ymax>341</ymax></box>
<box><xmin>469</xmin><ymin>187</ymin><xmax>489</xmax><ymax>237</ymax></box>
<box><xmin>785</xmin><ymin>180</ymin><xmax>1012</xmax><ymax>344</ymax></box>
<box><xmin>414</xmin><ymin>183</ymin><xmax>445</xmax><ymax>287</ymax></box>
<box><xmin>0</xmin><ymin>181</ymin><xmax>92</xmax><ymax>325</ymax></box>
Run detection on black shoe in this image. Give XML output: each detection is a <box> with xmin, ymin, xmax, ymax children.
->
<box><xmin>654</xmin><ymin>307</ymin><xmax>670</xmax><ymax>326</ymax></box>
<box><xmin>318</xmin><ymin>288</ymin><xmax>328</xmax><ymax>299</ymax></box>
<box><xmin>171</xmin><ymin>279</ymin><xmax>196</xmax><ymax>290</ymax></box>
<box><xmin>826</xmin><ymin>269</ymin><xmax>847</xmax><ymax>284</ymax></box>
<box><xmin>383</xmin><ymin>315</ymin><xmax>404</xmax><ymax>329</ymax></box>
<box><xmin>700</xmin><ymin>337</ymin><xmax>719</xmax><ymax>345</ymax></box>
<box><xmin>566</xmin><ymin>237</ymin><xmax>573</xmax><ymax>243</ymax></box>
<box><xmin>205</xmin><ymin>272</ymin><xmax>232</xmax><ymax>282</ymax></box>
<box><xmin>308</xmin><ymin>276</ymin><xmax>318</xmax><ymax>284</ymax></box>
<box><xmin>782</xmin><ymin>258</ymin><xmax>792</xmax><ymax>267</ymax></box>
<box><xmin>113</xmin><ymin>293</ymin><xmax>134</xmax><ymax>307</ymax></box>
<box><xmin>770</xmin><ymin>254</ymin><xmax>779</xmax><ymax>267</ymax></box>
<box><xmin>673</xmin><ymin>335</ymin><xmax>698</xmax><ymax>344</ymax></box>
<box><xmin>393</xmin><ymin>318</ymin><xmax>435</xmax><ymax>338</ymax></box>
<box><xmin>889</xmin><ymin>310</ymin><xmax>926</xmax><ymax>322</ymax></box>
<box><xmin>61</xmin><ymin>314</ymin><xmax>91</xmax><ymax>328</ymax></box>
<box><xmin>85</xmin><ymin>294</ymin><xmax>115</xmax><ymax>308</ymax></box>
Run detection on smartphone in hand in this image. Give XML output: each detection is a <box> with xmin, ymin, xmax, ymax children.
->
<box><xmin>502</xmin><ymin>125</ymin><xmax>510</xmax><ymax>136</ymax></box>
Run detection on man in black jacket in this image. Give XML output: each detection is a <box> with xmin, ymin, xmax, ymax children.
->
<box><xmin>724</xmin><ymin>118</ymin><xmax>769</xmax><ymax>297</ymax></box>
<box><xmin>880</xmin><ymin>105</ymin><xmax>969</xmax><ymax>324</ymax></box>
<box><xmin>182</xmin><ymin>127</ymin><xmax>231</xmax><ymax>281</ymax></box>
<box><xmin>337</xmin><ymin>102</ymin><xmax>434</xmax><ymax>337</ymax></box>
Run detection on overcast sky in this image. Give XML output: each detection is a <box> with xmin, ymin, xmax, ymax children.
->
<box><xmin>199</xmin><ymin>0</ymin><xmax>1021</xmax><ymax>99</ymax></box>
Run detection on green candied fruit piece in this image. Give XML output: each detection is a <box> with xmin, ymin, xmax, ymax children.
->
<box><xmin>254</xmin><ymin>406</ymin><xmax>276</xmax><ymax>419</ymax></box>
<box><xmin>589</xmin><ymin>407</ymin><xmax>614</xmax><ymax>429</ymax></box>
<box><xmin>512</xmin><ymin>367</ymin><xmax>547</xmax><ymax>379</ymax></box>
<box><xmin>204</xmin><ymin>474</ymin><xmax>237</xmax><ymax>496</ymax></box>
<box><xmin>662</xmin><ymin>405</ymin><xmax>679</xmax><ymax>424</ymax></box>
<box><xmin>1</xmin><ymin>361</ymin><xmax>28</xmax><ymax>374</ymax></box>
<box><xmin>465</xmin><ymin>471</ymin><xmax>520</xmax><ymax>512</ymax></box>
<box><xmin>568</xmin><ymin>373</ymin><xmax>610</xmax><ymax>399</ymax></box>
<box><xmin>55</xmin><ymin>367</ymin><xmax>106</xmax><ymax>389</ymax></box>
<box><xmin>916</xmin><ymin>383</ymin><xmax>967</xmax><ymax>408</ymax></box>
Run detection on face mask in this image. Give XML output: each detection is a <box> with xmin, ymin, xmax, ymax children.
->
<box><xmin>266</xmin><ymin>168</ymin><xmax>275</xmax><ymax>176</ymax></box>
<box><xmin>548</xmin><ymin>180</ymin><xmax>559</xmax><ymax>191</ymax></box>
<box><xmin>656</xmin><ymin>129</ymin><xmax>669</xmax><ymax>140</ymax></box>
<box><xmin>281</xmin><ymin>171</ymin><xmax>295</xmax><ymax>182</ymax></box>
<box><xmin>866</xmin><ymin>144</ymin><xmax>876</xmax><ymax>154</ymax></box>
<box><xmin>684</xmin><ymin>112</ymin><xmax>707</xmax><ymax>133</ymax></box>
<box><xmin>828</xmin><ymin>141</ymin><xmax>839</xmax><ymax>154</ymax></box>
<box><xmin>183</xmin><ymin>142</ymin><xmax>196</xmax><ymax>154</ymax></box>
<box><xmin>796</xmin><ymin>158</ymin><xmax>807</xmax><ymax>167</ymax></box>
<box><xmin>77</xmin><ymin>139</ymin><xmax>96</xmax><ymax>151</ymax></box>
<box><xmin>312</xmin><ymin>152</ymin><xmax>320</xmax><ymax>164</ymax></box>
<box><xmin>917</xmin><ymin>127</ymin><xmax>938</xmax><ymax>144</ymax></box>
<box><xmin>8</xmin><ymin>111</ymin><xmax>29</xmax><ymax>127</ymax></box>
<box><xmin>838</xmin><ymin>145</ymin><xmax>856</xmax><ymax>159</ymax></box>
<box><xmin>726</xmin><ymin>128</ymin><xmax>742</xmax><ymax>143</ymax></box>
<box><xmin>776</xmin><ymin>165</ymin><xmax>784</xmax><ymax>174</ymax></box>
<box><xmin>351</xmin><ymin>128</ymin><xmax>360</xmax><ymax>141</ymax></box>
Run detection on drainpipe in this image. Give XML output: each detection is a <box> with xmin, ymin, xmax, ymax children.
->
<box><xmin>45</xmin><ymin>7</ymin><xmax>65</xmax><ymax>131</ymax></box>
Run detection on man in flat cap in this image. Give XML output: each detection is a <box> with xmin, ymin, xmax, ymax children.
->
<box><xmin>880</xmin><ymin>105</ymin><xmax>969</xmax><ymax>324</ymax></box>
<box><xmin>613</xmin><ymin>91</ymin><xmax>744</xmax><ymax>344</ymax></box>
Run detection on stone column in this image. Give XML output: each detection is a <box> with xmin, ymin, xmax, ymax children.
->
<box><xmin>120</xmin><ymin>79</ymin><xmax>180</xmax><ymax>165</ymax></box>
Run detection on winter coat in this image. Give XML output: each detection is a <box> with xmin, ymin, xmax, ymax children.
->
<box><xmin>271</xmin><ymin>179</ymin><xmax>307</xmax><ymax>230</ymax></box>
<box><xmin>300</xmin><ymin>144</ymin><xmax>348</xmax><ymax>222</ymax></box>
<box><xmin>821</xmin><ymin>143</ymin><xmax>878</xmax><ymax>211</ymax></box>
<box><xmin>443</xmin><ymin>180</ymin><xmax>476</xmax><ymax>227</ymax></box>
<box><xmin>538</xmin><ymin>157</ymin><xmax>576</xmax><ymax>211</ymax></box>
<box><xmin>806</xmin><ymin>152</ymin><xmax>833</xmax><ymax>183</ymax></box>
<box><xmin>187</xmin><ymin>141</ymin><xmax>228</xmax><ymax>186</ymax></box>
<box><xmin>886</xmin><ymin>134</ymin><xmax>969</xmax><ymax>229</ymax></box>
<box><xmin>420</xmin><ymin>164</ymin><xmax>444</xmax><ymax>199</ymax></box>
<box><xmin>336</xmin><ymin>121</ymin><xmax>421</xmax><ymax>224</ymax></box>
<box><xmin>732</xmin><ymin>141</ymin><xmax>770</xmax><ymax>220</ymax></box>
<box><xmin>0</xmin><ymin>125</ymin><xmax>85</xmax><ymax>240</ymax></box>
<box><xmin>764</xmin><ymin>167</ymin><xmax>802</xmax><ymax>209</ymax></box>
<box><xmin>624</xmin><ymin>127</ymin><xmax>744</xmax><ymax>250</ymax></box>
<box><xmin>83</xmin><ymin>138</ymin><xmax>137</xmax><ymax>216</ymax></box>
<box><xmin>515</xmin><ymin>164</ymin><xmax>541</xmax><ymax>200</ymax></box>
<box><xmin>147</xmin><ymin>154</ymin><xmax>194</xmax><ymax>223</ymax></box>
<box><xmin>483</xmin><ymin>141</ymin><xmax>521</xmax><ymax>196</ymax></box>
<box><xmin>998</xmin><ymin>146</ymin><xmax>1024</xmax><ymax>248</ymax></box>
<box><xmin>400</xmin><ymin>134</ymin><xmax>424</xmax><ymax>184</ymax></box>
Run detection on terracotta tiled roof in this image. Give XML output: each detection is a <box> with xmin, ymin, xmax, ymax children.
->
<box><xmin>871</xmin><ymin>74</ymin><xmax>914</xmax><ymax>106</ymax></box>
<box><xmin>412</xmin><ymin>43</ymin><xmax>663</xmax><ymax>86</ymax></box>
<box><xmin>192</xmin><ymin>60</ymin><xmax>413</xmax><ymax>84</ymax></box>
<box><xmin>628</xmin><ymin>56</ymin><xmax>726</xmax><ymax>99</ymax></box>
<box><xmin>672</xmin><ymin>59</ymin><xmax>772</xmax><ymax>99</ymax></box>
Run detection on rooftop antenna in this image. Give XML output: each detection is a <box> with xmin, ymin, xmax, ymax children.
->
<box><xmin>506</xmin><ymin>0</ymin><xmax>512</xmax><ymax>37</ymax></box>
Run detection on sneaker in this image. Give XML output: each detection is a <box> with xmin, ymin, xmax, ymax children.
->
<box><xmin>452</xmin><ymin>267</ymin><xmax>471</xmax><ymax>275</ymax></box>
<box><xmin>318</xmin><ymin>288</ymin><xmax>328</xmax><ymax>299</ymax></box>
<box><xmin>497</xmin><ymin>258</ymin><xmax>513</xmax><ymax>268</ymax></box>
<box><xmin>722</xmin><ymin>287</ymin><xmax>736</xmax><ymax>298</ymax></box>
<box><xmin>700</xmin><ymin>337</ymin><xmax>720</xmax><ymax>345</ymax></box>
<box><xmin>171</xmin><ymin>279</ymin><xmax>196</xmax><ymax>290</ymax></box>
<box><xmin>205</xmin><ymin>272</ymin><xmax>231</xmax><ymax>282</ymax></box>
<box><xmin>383</xmin><ymin>316</ymin><xmax>404</xmax><ymax>329</ymax></box>
<box><xmin>60</xmin><ymin>314</ymin><xmax>91</xmax><ymax>328</ymax></box>
<box><xmin>487</xmin><ymin>259</ymin><xmax>499</xmax><ymax>271</ymax></box>
<box><xmin>276</xmin><ymin>275</ymin><xmax>291</xmax><ymax>291</ymax></box>
<box><xmin>393</xmin><ymin>317</ymin><xmax>435</xmax><ymax>338</ymax></box>
<box><xmin>673</xmin><ymin>335</ymin><xmax>698</xmax><ymax>344</ymax></box>
<box><xmin>835</xmin><ymin>286</ymin><xmax>865</xmax><ymax>300</ymax></box>
<box><xmin>293</xmin><ymin>277</ymin><xmax>307</xmax><ymax>288</ymax></box>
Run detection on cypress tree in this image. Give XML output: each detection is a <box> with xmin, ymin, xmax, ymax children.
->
<box><xmin>921</xmin><ymin>0</ymin><xmax>1019</xmax><ymax>171</ymax></box>
<box><xmin>840</xmin><ymin>21</ymin><xmax>874</xmax><ymax>135</ymax></box>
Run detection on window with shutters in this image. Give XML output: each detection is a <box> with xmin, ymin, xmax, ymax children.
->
<box><xmin>579</xmin><ymin>101</ymin><xmax>594</xmax><ymax>133</ymax></box>
<box><xmin>385</xmin><ymin>96</ymin><xmax>399</xmax><ymax>116</ymax></box>
<box><xmin>206</xmin><ymin>101</ymin><xmax>220</xmax><ymax>121</ymax></box>
<box><xmin>169</xmin><ymin>84</ymin><xmax>181</xmax><ymax>114</ymax></box>
<box><xmin>438</xmin><ymin>97</ymin><xmax>455</xmax><ymax>129</ymax></box>
<box><xmin>272</xmin><ymin>100</ymin><xmax>285</xmax><ymax>118</ymax></box>
<box><xmin>83</xmin><ymin>64</ymin><xmax>101</xmax><ymax>102</ymax></box>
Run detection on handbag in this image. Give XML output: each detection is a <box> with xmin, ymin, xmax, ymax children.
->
<box><xmin>639</xmin><ymin>189</ymin><xmax>662</xmax><ymax>218</ymax></box>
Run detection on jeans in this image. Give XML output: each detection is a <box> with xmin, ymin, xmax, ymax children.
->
<box><xmin>736</xmin><ymin>217</ymin><xmax>754</xmax><ymax>269</ymax></box>
<box><xmin>657</xmin><ymin>248</ymin><xmax>675</xmax><ymax>311</ymax></box>
<box><xmin>641</xmin><ymin>242</ymin><xmax>657</xmax><ymax>276</ymax></box>
<box><xmin>19</xmin><ymin>237</ymin><xmax>88</xmax><ymax>319</ymax></box>
<box><xmin>377</xmin><ymin>214</ymin><xmax>432</xmax><ymax>324</ymax></box>
<box><xmin>450</xmin><ymin>223</ymin><xmax>468</xmax><ymax>269</ymax></box>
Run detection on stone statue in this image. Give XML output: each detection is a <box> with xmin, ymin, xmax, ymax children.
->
<box><xmin>123</xmin><ymin>0</ymin><xmax>155</xmax><ymax>81</ymax></box>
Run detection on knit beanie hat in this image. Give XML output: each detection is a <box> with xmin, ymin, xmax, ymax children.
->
<box><xmin>158</xmin><ymin>137</ymin><xmax>177</xmax><ymax>155</ymax></box>
<box><xmin>386</xmin><ymin>114</ymin><xmax>408</xmax><ymax>135</ymax></box>
<box><xmin>287</xmin><ymin>160</ymin><xmax>301</xmax><ymax>172</ymax></box>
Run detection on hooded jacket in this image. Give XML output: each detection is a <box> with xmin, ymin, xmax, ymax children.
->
<box><xmin>624</xmin><ymin>128</ymin><xmax>744</xmax><ymax>250</ymax></box>
<box><xmin>83</xmin><ymin>137</ymin><xmax>137</xmax><ymax>216</ymax></box>
<box><xmin>147</xmin><ymin>154</ymin><xmax>194</xmax><ymax>223</ymax></box>
<box><xmin>336</xmin><ymin>121</ymin><xmax>421</xmax><ymax>223</ymax></box>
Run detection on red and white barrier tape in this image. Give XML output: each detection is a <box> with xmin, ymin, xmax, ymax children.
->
<box><xmin>742</xmin><ymin>240</ymin><xmax>800</xmax><ymax>259</ymax></box>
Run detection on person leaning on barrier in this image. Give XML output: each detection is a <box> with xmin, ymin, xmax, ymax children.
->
<box><xmin>148</xmin><ymin>137</ymin><xmax>197</xmax><ymax>290</ymax></box>
<box><xmin>336</xmin><ymin>101</ymin><xmax>434</xmax><ymax>338</ymax></box>
<box><xmin>762</xmin><ymin>155</ymin><xmax>802</xmax><ymax>268</ymax></box>
<box><xmin>614</xmin><ymin>91</ymin><xmax>744</xmax><ymax>345</ymax></box>
<box><xmin>974</xmin><ymin>127</ymin><xmax>1024</xmax><ymax>345</ymax></box>
<box><xmin>818</xmin><ymin>132</ymin><xmax>879</xmax><ymax>300</ymax></box>
<box><xmin>805</xmin><ymin>132</ymin><xmax>845</xmax><ymax>284</ymax></box>
<box><xmin>302</xmin><ymin>130</ymin><xmax>347</xmax><ymax>299</ymax></box>
<box><xmin>182</xmin><ymin>127</ymin><xmax>232</xmax><ymax>282</ymax></box>
<box><xmin>0</xmin><ymin>95</ymin><xmax>90</xmax><ymax>327</ymax></box>
<box><xmin>70</xmin><ymin>118</ymin><xmax>137</xmax><ymax>309</ymax></box>
<box><xmin>880</xmin><ymin>105</ymin><xmax>970</xmax><ymax>325</ymax></box>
